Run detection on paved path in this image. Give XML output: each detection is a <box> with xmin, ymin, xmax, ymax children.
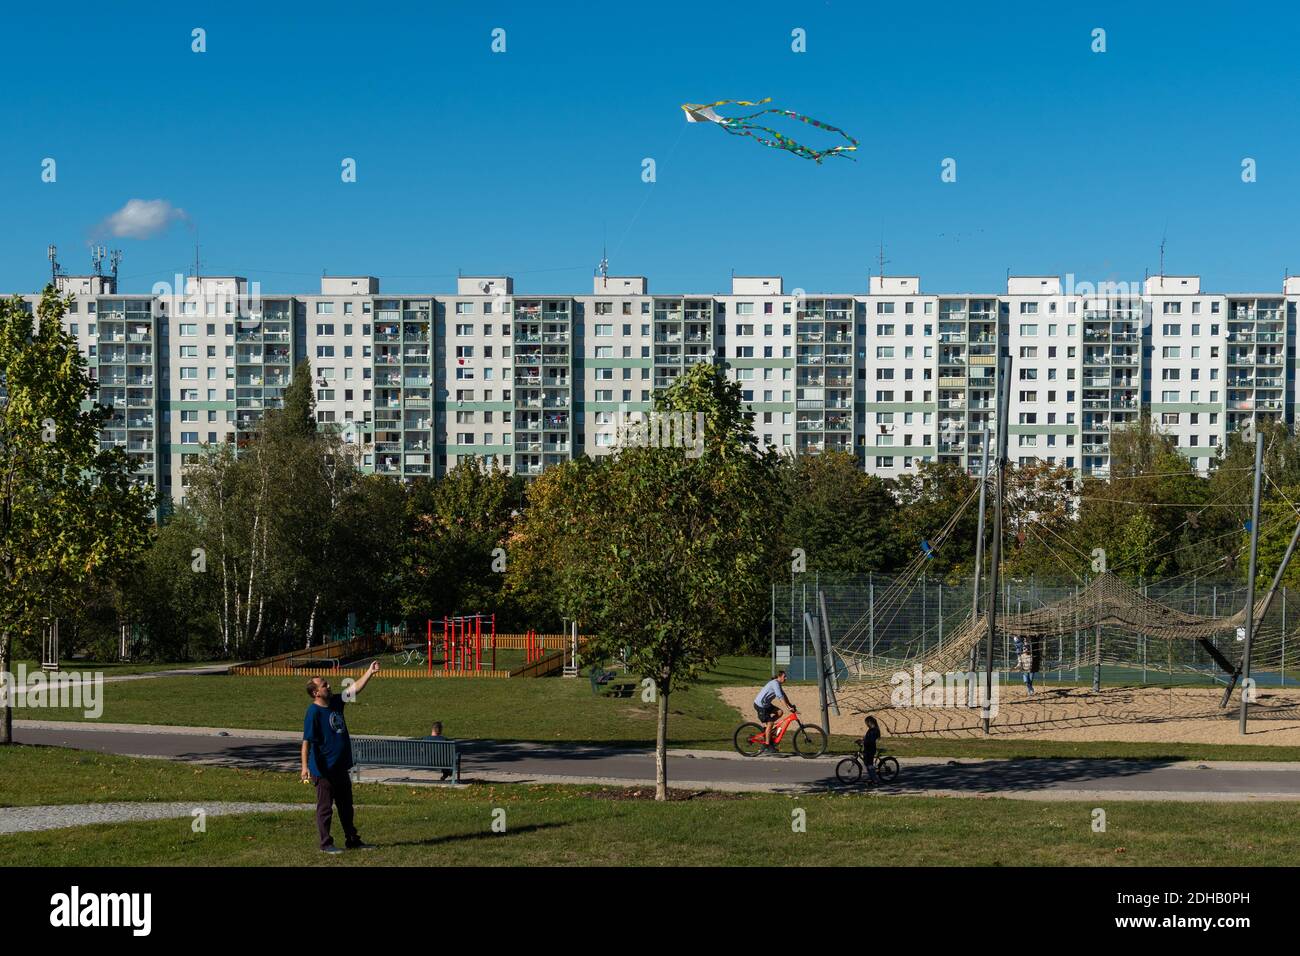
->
<box><xmin>16</xmin><ymin>720</ymin><xmax>1300</xmax><ymax>801</ymax></box>
<box><xmin>0</xmin><ymin>801</ymin><xmax>312</xmax><ymax>834</ymax></box>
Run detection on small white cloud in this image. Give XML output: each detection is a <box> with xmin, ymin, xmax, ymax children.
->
<box><xmin>96</xmin><ymin>199</ymin><xmax>189</xmax><ymax>239</ymax></box>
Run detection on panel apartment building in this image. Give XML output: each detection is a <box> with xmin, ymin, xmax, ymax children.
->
<box><xmin>11</xmin><ymin>268</ymin><xmax>1300</xmax><ymax>507</ymax></box>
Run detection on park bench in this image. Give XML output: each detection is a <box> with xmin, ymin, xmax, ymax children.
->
<box><xmin>589</xmin><ymin>667</ymin><xmax>637</xmax><ymax>698</ymax></box>
<box><xmin>349</xmin><ymin>737</ymin><xmax>460</xmax><ymax>784</ymax></box>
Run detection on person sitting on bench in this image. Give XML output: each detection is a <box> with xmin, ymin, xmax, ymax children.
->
<box><xmin>423</xmin><ymin>721</ymin><xmax>453</xmax><ymax>780</ymax></box>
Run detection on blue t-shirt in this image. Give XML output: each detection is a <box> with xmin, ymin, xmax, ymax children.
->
<box><xmin>754</xmin><ymin>678</ymin><xmax>786</xmax><ymax>708</ymax></box>
<box><xmin>303</xmin><ymin>695</ymin><xmax>352</xmax><ymax>776</ymax></box>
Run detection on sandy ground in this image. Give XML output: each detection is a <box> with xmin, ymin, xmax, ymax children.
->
<box><xmin>721</xmin><ymin>684</ymin><xmax>1300</xmax><ymax>745</ymax></box>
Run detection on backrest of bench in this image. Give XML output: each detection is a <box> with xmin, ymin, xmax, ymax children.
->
<box><xmin>352</xmin><ymin>737</ymin><xmax>456</xmax><ymax>769</ymax></box>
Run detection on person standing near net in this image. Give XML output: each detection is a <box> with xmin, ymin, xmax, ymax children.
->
<box><xmin>1013</xmin><ymin>636</ymin><xmax>1036</xmax><ymax>695</ymax></box>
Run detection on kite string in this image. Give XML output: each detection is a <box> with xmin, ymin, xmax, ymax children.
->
<box><xmin>611</xmin><ymin>122</ymin><xmax>689</xmax><ymax>263</ymax></box>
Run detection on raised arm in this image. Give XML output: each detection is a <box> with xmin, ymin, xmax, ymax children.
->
<box><xmin>350</xmin><ymin>660</ymin><xmax>381</xmax><ymax>697</ymax></box>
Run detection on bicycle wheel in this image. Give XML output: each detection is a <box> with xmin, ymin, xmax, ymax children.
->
<box><xmin>733</xmin><ymin>722</ymin><xmax>766</xmax><ymax>757</ymax></box>
<box><xmin>835</xmin><ymin>756</ymin><xmax>862</xmax><ymax>785</ymax></box>
<box><xmin>877</xmin><ymin>756</ymin><xmax>900</xmax><ymax>782</ymax></box>
<box><xmin>791</xmin><ymin>724</ymin><xmax>827</xmax><ymax>758</ymax></box>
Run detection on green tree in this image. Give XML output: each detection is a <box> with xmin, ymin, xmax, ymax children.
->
<box><xmin>0</xmin><ymin>289</ymin><xmax>152</xmax><ymax>742</ymax></box>
<box><xmin>401</xmin><ymin>458</ymin><xmax>524</xmax><ymax>623</ymax></box>
<box><xmin>890</xmin><ymin>461</ymin><xmax>981</xmax><ymax>579</ymax></box>
<box><xmin>779</xmin><ymin>451</ymin><xmax>899</xmax><ymax>572</ymax></box>
<box><xmin>530</xmin><ymin>363</ymin><xmax>779</xmax><ymax>799</ymax></box>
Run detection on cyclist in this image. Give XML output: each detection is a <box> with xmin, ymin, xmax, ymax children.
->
<box><xmin>862</xmin><ymin>715</ymin><xmax>882</xmax><ymax>784</ymax></box>
<box><xmin>754</xmin><ymin>670</ymin><xmax>796</xmax><ymax>754</ymax></box>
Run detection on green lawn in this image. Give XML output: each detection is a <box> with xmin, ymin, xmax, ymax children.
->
<box><xmin>1</xmin><ymin>746</ymin><xmax>1295</xmax><ymax>866</ymax></box>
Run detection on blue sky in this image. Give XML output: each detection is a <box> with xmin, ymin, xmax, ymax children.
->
<box><xmin>2</xmin><ymin>0</ymin><xmax>1298</xmax><ymax>295</ymax></box>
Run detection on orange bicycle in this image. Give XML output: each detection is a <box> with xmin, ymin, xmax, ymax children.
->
<box><xmin>733</xmin><ymin>707</ymin><xmax>827</xmax><ymax>758</ymax></box>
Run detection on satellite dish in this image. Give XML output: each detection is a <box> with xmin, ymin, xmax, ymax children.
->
<box><xmin>479</xmin><ymin>280</ymin><xmax>492</xmax><ymax>294</ymax></box>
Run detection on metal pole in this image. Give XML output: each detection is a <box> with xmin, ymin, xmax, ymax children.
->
<box><xmin>983</xmin><ymin>357</ymin><xmax>1011</xmax><ymax>734</ymax></box>
<box><xmin>818</xmin><ymin>590</ymin><xmax>841</xmax><ymax>714</ymax></box>
<box><xmin>938</xmin><ymin>582</ymin><xmax>944</xmax><ymax>653</ymax></box>
<box><xmin>1074</xmin><ymin>583</ymin><xmax>1080</xmax><ymax>682</ymax></box>
<box><xmin>1284</xmin><ymin>587</ymin><xmax>1288</xmax><ymax>688</ymax></box>
<box><xmin>1241</xmin><ymin>430</ymin><xmax>1265</xmax><ymax>735</ymax></box>
<box><xmin>869</xmin><ymin>574</ymin><xmax>875</xmax><ymax>670</ymax></box>
<box><xmin>806</xmin><ymin>612</ymin><xmax>829</xmax><ymax>735</ymax></box>
<box><xmin>1093</xmin><ymin>624</ymin><xmax>1102</xmax><ymax>692</ymax></box>
<box><xmin>801</xmin><ymin>581</ymin><xmax>807</xmax><ymax>680</ymax></box>
<box><xmin>970</xmin><ymin>427</ymin><xmax>990</xmax><ymax>676</ymax></box>
<box><xmin>771</xmin><ymin>582</ymin><xmax>776</xmax><ymax>678</ymax></box>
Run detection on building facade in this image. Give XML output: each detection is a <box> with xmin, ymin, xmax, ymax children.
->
<box><xmin>11</xmin><ymin>269</ymin><xmax>1300</xmax><ymax>507</ymax></box>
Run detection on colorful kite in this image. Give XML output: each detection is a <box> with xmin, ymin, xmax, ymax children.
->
<box><xmin>681</xmin><ymin>97</ymin><xmax>858</xmax><ymax>163</ymax></box>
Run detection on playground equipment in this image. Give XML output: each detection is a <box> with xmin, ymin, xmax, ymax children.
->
<box><xmin>433</xmin><ymin>614</ymin><xmax>497</xmax><ymax>674</ymax></box>
<box><xmin>41</xmin><ymin>618</ymin><xmax>59</xmax><ymax>672</ymax></box>
<box><xmin>524</xmin><ymin>628</ymin><xmax>542</xmax><ymax>664</ymax></box>
<box><xmin>118</xmin><ymin>620</ymin><xmax>143</xmax><ymax>662</ymax></box>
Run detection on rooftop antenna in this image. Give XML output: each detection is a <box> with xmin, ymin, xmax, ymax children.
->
<box><xmin>1159</xmin><ymin>231</ymin><xmax>1167</xmax><ymax>279</ymax></box>
<box><xmin>877</xmin><ymin>239</ymin><xmax>889</xmax><ymax>280</ymax></box>
<box><xmin>47</xmin><ymin>244</ymin><xmax>62</xmax><ymax>284</ymax></box>
<box><xmin>191</xmin><ymin>244</ymin><xmax>203</xmax><ymax>279</ymax></box>
<box><xmin>91</xmin><ymin>245</ymin><xmax>106</xmax><ymax>276</ymax></box>
<box><xmin>596</xmin><ymin>222</ymin><xmax>609</xmax><ymax>288</ymax></box>
<box><xmin>109</xmin><ymin>249</ymin><xmax>122</xmax><ymax>282</ymax></box>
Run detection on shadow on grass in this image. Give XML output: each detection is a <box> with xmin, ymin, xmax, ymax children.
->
<box><xmin>379</xmin><ymin>820</ymin><xmax>571</xmax><ymax>848</ymax></box>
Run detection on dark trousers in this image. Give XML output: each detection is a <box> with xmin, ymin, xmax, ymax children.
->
<box><xmin>313</xmin><ymin>766</ymin><xmax>359</xmax><ymax>849</ymax></box>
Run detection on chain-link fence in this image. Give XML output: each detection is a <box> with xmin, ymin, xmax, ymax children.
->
<box><xmin>773</xmin><ymin>572</ymin><xmax>1295</xmax><ymax>687</ymax></box>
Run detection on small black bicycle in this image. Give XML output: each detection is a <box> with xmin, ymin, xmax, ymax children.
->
<box><xmin>835</xmin><ymin>746</ymin><xmax>900</xmax><ymax>785</ymax></box>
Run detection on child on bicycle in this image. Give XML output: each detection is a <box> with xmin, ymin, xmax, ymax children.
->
<box><xmin>862</xmin><ymin>715</ymin><xmax>882</xmax><ymax>784</ymax></box>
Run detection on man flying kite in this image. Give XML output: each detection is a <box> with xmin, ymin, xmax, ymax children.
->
<box><xmin>681</xmin><ymin>97</ymin><xmax>858</xmax><ymax>163</ymax></box>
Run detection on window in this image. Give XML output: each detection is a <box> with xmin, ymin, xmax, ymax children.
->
<box><xmin>876</xmin><ymin>302</ymin><xmax>894</xmax><ymax>314</ymax></box>
<box><xmin>179</xmin><ymin>323</ymin><xmax>197</xmax><ymax>336</ymax></box>
<box><xmin>181</xmin><ymin>431</ymin><xmax>199</xmax><ymax>444</ymax></box>
<box><xmin>595</xmin><ymin>324</ymin><xmax>613</xmax><ymax>337</ymax></box>
<box><xmin>1019</xmin><ymin>302</ymin><xmax>1038</xmax><ymax>315</ymax></box>
<box><xmin>316</xmin><ymin>302</ymin><xmax>334</xmax><ymax>314</ymax></box>
<box><xmin>316</xmin><ymin>324</ymin><xmax>334</xmax><ymax>336</ymax></box>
